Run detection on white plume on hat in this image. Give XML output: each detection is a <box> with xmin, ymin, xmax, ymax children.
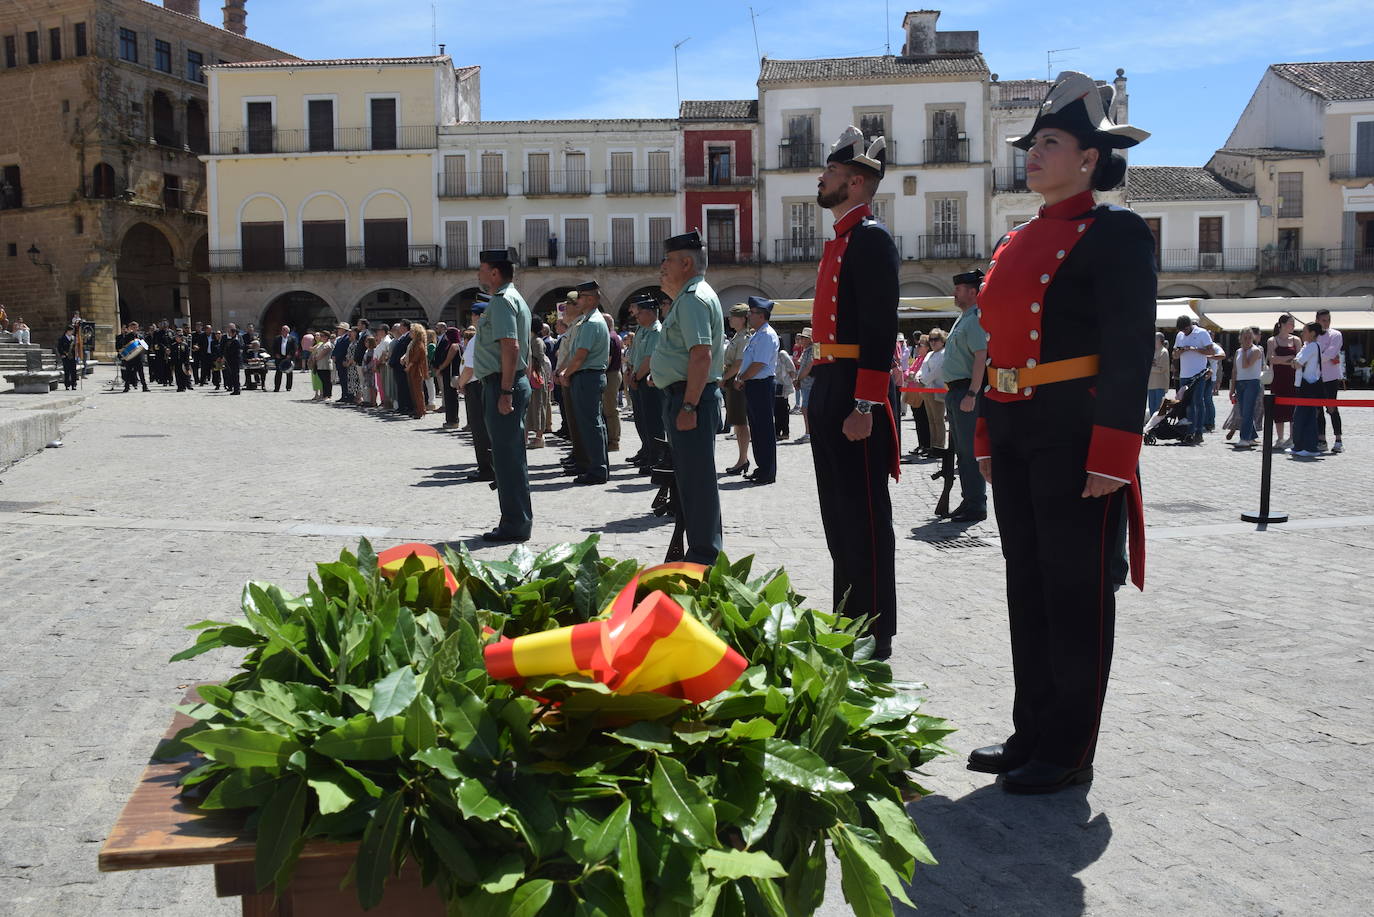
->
<box><xmin>829</xmin><ymin>125</ymin><xmax>886</xmax><ymax>174</ymax></box>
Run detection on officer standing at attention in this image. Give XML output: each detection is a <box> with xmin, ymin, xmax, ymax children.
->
<box><xmin>473</xmin><ymin>248</ymin><xmax>533</xmax><ymax>543</ymax></box>
<box><xmin>808</xmin><ymin>126</ymin><xmax>901</xmax><ymax>661</ymax></box>
<box><xmin>462</xmin><ymin>295</ymin><xmax>496</xmax><ymax>483</ymax></box>
<box><xmin>627</xmin><ymin>293</ymin><xmax>665</xmax><ymax>473</ymax></box>
<box><xmin>557</xmin><ymin>281</ymin><xmax>611</xmax><ymax>485</ymax></box>
<box><xmin>967</xmin><ymin>71</ymin><xmax>1154</xmax><ymax>794</ymax></box>
<box><xmin>649</xmin><ymin>230</ymin><xmax>725</xmax><ymax>565</ymax></box>
<box><xmin>734</xmin><ymin>296</ymin><xmax>780</xmax><ymax>484</ymax></box>
<box><xmin>941</xmin><ymin>269</ymin><xmax>990</xmax><ymax>522</ymax></box>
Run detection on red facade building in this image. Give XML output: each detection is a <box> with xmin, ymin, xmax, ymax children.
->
<box><xmin>679</xmin><ymin>100</ymin><xmax>758</xmax><ymax>263</ymax></box>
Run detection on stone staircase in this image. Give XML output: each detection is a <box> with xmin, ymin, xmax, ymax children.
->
<box><xmin>0</xmin><ymin>335</ymin><xmax>61</xmax><ymax>374</ymax></box>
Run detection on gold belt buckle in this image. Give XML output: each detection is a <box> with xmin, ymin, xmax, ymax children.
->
<box><xmin>994</xmin><ymin>367</ymin><xmax>1020</xmax><ymax>394</ymax></box>
<box><xmin>812</xmin><ymin>342</ymin><xmax>822</xmax><ymax>360</ymax></box>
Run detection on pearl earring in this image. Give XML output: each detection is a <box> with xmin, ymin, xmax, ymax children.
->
<box><xmin>1080</xmin><ymin>165</ymin><xmax>1090</xmax><ymax>172</ymax></box>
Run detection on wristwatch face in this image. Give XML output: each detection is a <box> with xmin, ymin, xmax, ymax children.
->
<box><xmin>681</xmin><ymin>402</ymin><xmax>696</xmax><ymax>413</ymax></box>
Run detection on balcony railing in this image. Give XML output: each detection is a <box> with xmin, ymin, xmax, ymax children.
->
<box><xmin>1327</xmin><ymin>248</ymin><xmax>1374</xmax><ymax>272</ymax></box>
<box><xmin>776</xmin><ymin>143</ymin><xmax>824</xmax><ymax>170</ymax></box>
<box><xmin>208</xmin><ymin>245</ymin><xmax>442</xmax><ymax>273</ymax></box>
<box><xmin>918</xmin><ymin>234</ymin><xmax>977</xmax><ymax>259</ymax></box>
<box><xmin>603</xmin><ymin>169</ymin><xmax>676</xmax><ymax>194</ymax></box>
<box><xmin>208</xmin><ymin>125</ymin><xmax>438</xmax><ymax>155</ymax></box>
<box><xmin>1155</xmin><ymin>248</ymin><xmax>1259</xmax><ymax>272</ymax></box>
<box><xmin>523</xmin><ymin>170</ymin><xmax>592</xmax><ymax>195</ymax></box>
<box><xmin>773</xmin><ymin>237</ymin><xmax>824</xmax><ymax>263</ymax></box>
<box><xmin>993</xmin><ymin>167</ymin><xmax>1031</xmax><ymax>192</ymax></box>
<box><xmin>1330</xmin><ymin>153</ymin><xmax>1374</xmax><ymax>181</ymax></box>
<box><xmin>1259</xmin><ymin>248</ymin><xmax>1327</xmax><ymax>275</ymax></box>
<box><xmin>924</xmin><ymin>138</ymin><xmax>970</xmax><ymax>165</ymax></box>
<box><xmin>683</xmin><ymin>172</ymin><xmax>756</xmax><ymax>187</ymax></box>
<box><xmin>438</xmin><ymin>172</ymin><xmax>508</xmax><ymax>197</ymax></box>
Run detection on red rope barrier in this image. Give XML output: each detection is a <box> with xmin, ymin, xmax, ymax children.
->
<box><xmin>1274</xmin><ymin>397</ymin><xmax>1374</xmax><ymax>408</ymax></box>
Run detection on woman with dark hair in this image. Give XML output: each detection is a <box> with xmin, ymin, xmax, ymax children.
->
<box><xmin>1266</xmin><ymin>314</ymin><xmax>1299</xmax><ymax>449</ymax></box>
<box><xmin>1289</xmin><ymin>321</ymin><xmax>1325</xmax><ymax>456</ymax></box>
<box><xmin>967</xmin><ymin>71</ymin><xmax>1155</xmax><ymax>794</ymax></box>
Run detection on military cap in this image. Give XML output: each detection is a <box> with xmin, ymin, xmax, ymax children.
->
<box><xmin>1011</xmin><ymin>71</ymin><xmax>1149</xmax><ymax>151</ymax></box>
<box><xmin>746</xmin><ymin>296</ymin><xmax>774</xmax><ymax>316</ymax></box>
<box><xmin>953</xmin><ymin>269</ymin><xmax>985</xmax><ymax>287</ymax></box>
<box><xmin>728</xmin><ymin>303</ymin><xmax>750</xmax><ymax>317</ymax></box>
<box><xmin>478</xmin><ymin>248</ymin><xmax>515</xmax><ymax>265</ymax></box>
<box><xmin>575</xmin><ymin>281</ymin><xmax>600</xmax><ymax>294</ymax></box>
<box><xmin>663</xmin><ymin>230</ymin><xmax>703</xmax><ymax>252</ymax></box>
<box><xmin>630</xmin><ymin>293</ymin><xmax>659</xmax><ymax>311</ymax></box>
<box><xmin>828</xmin><ymin>125</ymin><xmax>886</xmax><ymax>178</ymax></box>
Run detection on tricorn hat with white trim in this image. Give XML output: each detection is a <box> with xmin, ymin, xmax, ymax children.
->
<box><xmin>827</xmin><ymin>126</ymin><xmax>886</xmax><ymax>178</ymax></box>
<box><xmin>1011</xmin><ymin>71</ymin><xmax>1148</xmax><ymax>151</ymax></box>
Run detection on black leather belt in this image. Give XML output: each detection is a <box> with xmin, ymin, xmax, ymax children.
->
<box><xmin>665</xmin><ymin>381</ymin><xmax>687</xmax><ymax>394</ymax></box>
<box><xmin>481</xmin><ymin>370</ymin><xmax>526</xmax><ymax>384</ymax></box>
<box><xmin>946</xmin><ymin>378</ymin><xmax>971</xmax><ymax>388</ymax></box>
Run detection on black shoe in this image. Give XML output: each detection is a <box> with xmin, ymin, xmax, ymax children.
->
<box><xmin>966</xmin><ymin>743</ymin><xmax>1028</xmax><ymax>775</ymax></box>
<box><xmin>872</xmin><ymin>636</ymin><xmax>892</xmax><ymax>661</ymax></box>
<box><xmin>481</xmin><ymin>529</ymin><xmax>529</xmax><ymax>543</ymax></box>
<box><xmin>745</xmin><ymin>470</ymin><xmax>775</xmax><ymax>484</ymax></box>
<box><xmin>637</xmin><ymin>464</ymin><xmax>655</xmax><ymax>476</ymax></box>
<box><xmin>467</xmin><ymin>470</ymin><xmax>496</xmax><ymax>483</ymax></box>
<box><xmin>948</xmin><ymin>507</ymin><xmax>987</xmax><ymax>523</ymax></box>
<box><xmin>1001</xmin><ymin>760</ymin><xmax>1094</xmax><ymax>794</ymax></box>
<box><xmin>723</xmin><ymin>461</ymin><xmax>749</xmax><ymax>476</ymax></box>
<box><xmin>574</xmin><ymin>474</ymin><xmax>607</xmax><ymax>485</ymax></box>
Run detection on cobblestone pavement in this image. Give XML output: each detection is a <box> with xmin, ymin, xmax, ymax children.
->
<box><xmin>0</xmin><ymin>369</ymin><xmax>1370</xmax><ymax>916</ymax></box>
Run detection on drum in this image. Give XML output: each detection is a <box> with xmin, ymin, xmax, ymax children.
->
<box><xmin>119</xmin><ymin>339</ymin><xmax>148</xmax><ymax>362</ymax></box>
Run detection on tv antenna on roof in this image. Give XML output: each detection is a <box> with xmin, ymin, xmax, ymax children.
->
<box><xmin>1047</xmin><ymin>47</ymin><xmax>1078</xmax><ymax>80</ymax></box>
<box><xmin>431</xmin><ymin>0</ymin><xmax>438</xmax><ymax>54</ymax></box>
<box><xmin>674</xmin><ymin>37</ymin><xmax>691</xmax><ymax>110</ymax></box>
<box><xmin>749</xmin><ymin>7</ymin><xmax>762</xmax><ymax>60</ymax></box>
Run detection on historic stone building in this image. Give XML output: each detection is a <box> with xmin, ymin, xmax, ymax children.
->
<box><xmin>0</xmin><ymin>0</ymin><xmax>288</xmax><ymax>354</ymax></box>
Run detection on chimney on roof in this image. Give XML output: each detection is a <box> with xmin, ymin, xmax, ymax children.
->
<box><xmin>223</xmin><ymin>0</ymin><xmax>247</xmax><ymax>36</ymax></box>
<box><xmin>162</xmin><ymin>0</ymin><xmax>199</xmax><ymax>17</ymax></box>
<box><xmin>901</xmin><ymin>10</ymin><xmax>939</xmax><ymax>57</ymax></box>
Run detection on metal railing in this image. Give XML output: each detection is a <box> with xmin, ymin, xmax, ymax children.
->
<box><xmin>1326</xmin><ymin>248</ymin><xmax>1374</xmax><ymax>272</ymax></box>
<box><xmin>776</xmin><ymin>143</ymin><xmax>824</xmax><ymax>170</ymax></box>
<box><xmin>773</xmin><ymin>237</ymin><xmax>824</xmax><ymax>263</ymax></box>
<box><xmin>924</xmin><ymin>138</ymin><xmax>970</xmax><ymax>164</ymax></box>
<box><xmin>208</xmin><ymin>125</ymin><xmax>438</xmax><ymax>155</ymax></box>
<box><xmin>992</xmin><ymin>167</ymin><xmax>1031</xmax><ymax>192</ymax></box>
<box><xmin>1330</xmin><ymin>153</ymin><xmax>1374</xmax><ymax>181</ymax></box>
<box><xmin>522</xmin><ymin>170</ymin><xmax>592</xmax><ymax>195</ymax></box>
<box><xmin>1259</xmin><ymin>248</ymin><xmax>1327</xmax><ymax>275</ymax></box>
<box><xmin>683</xmin><ymin>172</ymin><xmax>756</xmax><ymax>187</ymax></box>
<box><xmin>603</xmin><ymin>169</ymin><xmax>676</xmax><ymax>194</ymax></box>
<box><xmin>438</xmin><ymin>172</ymin><xmax>508</xmax><ymax>197</ymax></box>
<box><xmin>918</xmin><ymin>234</ymin><xmax>977</xmax><ymax>259</ymax></box>
<box><xmin>208</xmin><ymin>245</ymin><xmax>442</xmax><ymax>273</ymax></box>
<box><xmin>1156</xmin><ymin>248</ymin><xmax>1259</xmax><ymax>272</ymax></box>
<box><xmin>705</xmin><ymin>243</ymin><xmax>763</xmax><ymax>265</ymax></box>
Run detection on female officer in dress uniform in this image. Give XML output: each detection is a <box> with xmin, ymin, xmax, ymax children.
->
<box><xmin>967</xmin><ymin>71</ymin><xmax>1156</xmax><ymax>794</ymax></box>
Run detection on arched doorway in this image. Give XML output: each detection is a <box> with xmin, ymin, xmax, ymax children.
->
<box><xmin>900</xmin><ymin>281</ymin><xmax>945</xmax><ymax>296</ymax></box>
<box><xmin>350</xmin><ymin>288</ymin><xmax>425</xmax><ymax>327</ymax></box>
<box><xmin>1159</xmin><ymin>283</ymin><xmax>1211</xmax><ymax>299</ymax></box>
<box><xmin>152</xmin><ymin>91</ymin><xmax>177</xmax><ymax>147</ymax></box>
<box><xmin>615</xmin><ymin>285</ymin><xmax>665</xmax><ymax>329</ymax></box>
<box><xmin>261</xmin><ymin>291</ymin><xmax>335</xmax><ymax>337</ymax></box>
<box><xmin>440</xmin><ymin>287</ymin><xmax>483</xmax><ymax>330</ymax></box>
<box><xmin>534</xmin><ymin>286</ymin><xmax>578</xmax><ymax>328</ymax></box>
<box><xmin>116</xmin><ymin>223</ymin><xmax>179</xmax><ymax>327</ymax></box>
<box><xmin>1245</xmin><ymin>286</ymin><xmax>1300</xmax><ymax>298</ymax></box>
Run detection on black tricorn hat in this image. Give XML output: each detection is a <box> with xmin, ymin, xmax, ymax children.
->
<box><xmin>575</xmin><ymin>280</ymin><xmax>600</xmax><ymax>294</ymax></box>
<box><xmin>630</xmin><ymin>293</ymin><xmax>659</xmax><ymax>310</ymax></box>
<box><xmin>663</xmin><ymin>230</ymin><xmax>703</xmax><ymax>253</ymax></box>
<box><xmin>478</xmin><ymin>248</ymin><xmax>515</xmax><ymax>265</ymax></box>
<box><xmin>1011</xmin><ymin>71</ymin><xmax>1149</xmax><ymax>151</ymax></box>
<box><xmin>827</xmin><ymin>125</ymin><xmax>886</xmax><ymax>178</ymax></box>
<box><xmin>953</xmin><ymin>269</ymin><xmax>984</xmax><ymax>287</ymax></box>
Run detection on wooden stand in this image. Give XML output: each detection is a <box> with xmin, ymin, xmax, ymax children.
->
<box><xmin>99</xmin><ymin>695</ymin><xmax>446</xmax><ymax>916</ymax></box>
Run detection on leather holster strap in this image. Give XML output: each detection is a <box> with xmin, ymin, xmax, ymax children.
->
<box><xmin>991</xmin><ymin>355</ymin><xmax>1099</xmax><ymax>393</ymax></box>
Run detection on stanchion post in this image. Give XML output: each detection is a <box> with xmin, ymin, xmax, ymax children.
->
<box><xmin>1241</xmin><ymin>393</ymin><xmax>1288</xmax><ymax>524</ymax></box>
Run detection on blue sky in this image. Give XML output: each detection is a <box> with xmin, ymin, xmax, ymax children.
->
<box><xmin>219</xmin><ymin>0</ymin><xmax>1374</xmax><ymax>166</ymax></box>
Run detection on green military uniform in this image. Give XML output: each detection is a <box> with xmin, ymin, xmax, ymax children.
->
<box><xmin>630</xmin><ymin>309</ymin><xmax>665</xmax><ymax>466</ymax></box>
<box><xmin>475</xmin><ymin>276</ymin><xmax>533</xmax><ymax>539</ymax></box>
<box><xmin>650</xmin><ymin>265</ymin><xmax>725</xmax><ymax>564</ymax></box>
<box><xmin>569</xmin><ymin>304</ymin><xmax>611</xmax><ymax>483</ymax></box>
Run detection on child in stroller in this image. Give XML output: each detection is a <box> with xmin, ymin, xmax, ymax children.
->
<box><xmin>1144</xmin><ymin>373</ymin><xmax>1206</xmax><ymax>444</ymax></box>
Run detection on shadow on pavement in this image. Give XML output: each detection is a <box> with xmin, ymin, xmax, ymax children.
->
<box><xmin>899</xmin><ymin>784</ymin><xmax>1109</xmax><ymax>916</ymax></box>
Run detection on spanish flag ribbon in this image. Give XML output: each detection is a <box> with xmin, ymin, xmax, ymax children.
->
<box><xmin>377</xmin><ymin>543</ymin><xmax>459</xmax><ymax>595</ymax></box>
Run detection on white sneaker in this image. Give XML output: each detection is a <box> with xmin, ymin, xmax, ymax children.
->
<box><xmin>1331</xmin><ymin>441</ymin><xmax>1344</xmax><ymax>453</ymax></box>
<box><xmin>1238</xmin><ymin>439</ymin><xmax>1256</xmax><ymax>447</ymax></box>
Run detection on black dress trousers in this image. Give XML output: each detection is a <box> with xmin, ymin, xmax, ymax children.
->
<box><xmin>807</xmin><ymin>361</ymin><xmax>896</xmax><ymax>641</ymax></box>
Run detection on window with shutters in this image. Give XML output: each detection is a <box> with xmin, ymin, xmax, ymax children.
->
<box><xmin>649</xmin><ymin>217</ymin><xmax>672</xmax><ymax>255</ymax></box>
<box><xmin>246</xmin><ymin>101</ymin><xmax>273</xmax><ymax>154</ymax></box>
<box><xmin>609</xmin><ymin>152</ymin><xmax>633</xmax><ymax>193</ymax></box>
<box><xmin>1277</xmin><ymin>172</ymin><xmax>1302</xmax><ymax>218</ymax></box>
<box><xmin>74</xmin><ymin>23</ymin><xmax>86</xmax><ymax>57</ymax></box>
<box><xmin>242</xmin><ymin>222</ymin><xmax>285</xmax><ymax>271</ymax></box>
<box><xmin>364</xmin><ymin>219</ymin><xmax>407</xmax><ymax>268</ymax></box>
<box><xmin>784</xmin><ymin>113</ymin><xmax>817</xmax><ymax>168</ymax></box>
<box><xmin>707</xmin><ymin>146</ymin><xmax>731</xmax><ymax>185</ymax></box>
<box><xmin>932</xmin><ymin>198</ymin><xmax>960</xmax><ymax>237</ymax></box>
<box><xmin>564</xmin><ymin>218</ymin><xmax>590</xmax><ymax>262</ymax></box>
<box><xmin>705</xmin><ymin>210</ymin><xmax>736</xmax><ymax>263</ymax></box>
<box><xmin>369</xmin><ymin>97</ymin><xmax>397</xmax><ymax>150</ymax></box>
<box><xmin>611</xmin><ymin>218</ymin><xmax>635</xmax><ymax>266</ymax></box>
<box><xmin>929</xmin><ymin>109</ymin><xmax>961</xmax><ymax>162</ymax></box>
<box><xmin>308</xmin><ymin>99</ymin><xmax>334</xmax><ymax>152</ymax></box>
<box><xmin>565</xmin><ymin>152</ymin><xmax>588</xmax><ymax>193</ymax></box>
<box><xmin>442</xmin><ymin>154</ymin><xmax>466</xmax><ymax>196</ymax></box>
<box><xmin>480</xmin><ymin>153</ymin><xmax>504</xmax><ymax>196</ymax></box>
<box><xmin>527</xmin><ymin>153</ymin><xmax>550</xmax><ymax>195</ymax></box>
<box><xmin>49</xmin><ymin>27</ymin><xmax>61</xmax><ymax>61</ymax></box>
<box><xmin>303</xmin><ymin>221</ymin><xmax>346</xmax><ymax>269</ymax></box>
<box><xmin>524</xmin><ymin>219</ymin><xmax>550</xmax><ymax>263</ymax></box>
<box><xmin>1358</xmin><ymin>121</ymin><xmax>1374</xmax><ymax>177</ymax></box>
<box><xmin>648</xmin><ymin>151</ymin><xmax>671</xmax><ymax>193</ymax></box>
<box><xmin>871</xmin><ymin>196</ymin><xmax>892</xmax><ymax>228</ymax></box>
<box><xmin>445</xmin><ymin>221</ymin><xmax>469</xmax><ymax>269</ymax></box>
<box><xmin>119</xmin><ymin>28</ymin><xmax>137</xmax><ymax>63</ymax></box>
<box><xmin>786</xmin><ymin>201</ymin><xmax>818</xmax><ymax>260</ymax></box>
<box><xmin>859</xmin><ymin>112</ymin><xmax>885</xmax><ymax>143</ymax></box>
<box><xmin>1198</xmin><ymin>217</ymin><xmax>1223</xmax><ymax>253</ymax></box>
<box><xmin>928</xmin><ymin>197</ymin><xmax>963</xmax><ymax>258</ymax></box>
<box><xmin>481</xmin><ymin>219</ymin><xmax>505</xmax><ymax>252</ymax></box>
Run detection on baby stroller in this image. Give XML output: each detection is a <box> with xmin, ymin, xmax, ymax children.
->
<box><xmin>1143</xmin><ymin>373</ymin><xmax>1206</xmax><ymax>445</ymax></box>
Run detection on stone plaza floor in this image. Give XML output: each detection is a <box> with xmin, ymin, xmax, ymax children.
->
<box><xmin>0</xmin><ymin>369</ymin><xmax>1370</xmax><ymax>916</ymax></box>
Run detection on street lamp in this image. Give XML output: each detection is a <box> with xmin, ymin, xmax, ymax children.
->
<box><xmin>27</xmin><ymin>244</ymin><xmax>54</xmax><ymax>273</ymax></box>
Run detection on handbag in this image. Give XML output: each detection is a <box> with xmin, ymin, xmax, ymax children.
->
<box><xmin>1260</xmin><ymin>365</ymin><xmax>1274</xmax><ymax>386</ymax></box>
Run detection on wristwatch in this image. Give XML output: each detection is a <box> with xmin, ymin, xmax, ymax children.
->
<box><xmin>854</xmin><ymin>399</ymin><xmax>876</xmax><ymax>415</ymax></box>
<box><xmin>680</xmin><ymin>402</ymin><xmax>697</xmax><ymax>414</ymax></box>
<box><xmin>500</xmin><ymin>388</ymin><xmax>515</xmax><ymax>395</ymax></box>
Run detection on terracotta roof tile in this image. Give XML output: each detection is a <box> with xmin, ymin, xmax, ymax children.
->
<box><xmin>1126</xmin><ymin>166</ymin><xmax>1254</xmax><ymax>202</ymax></box>
<box><xmin>759</xmin><ymin>54</ymin><xmax>987</xmax><ymax>83</ymax></box>
<box><xmin>207</xmin><ymin>56</ymin><xmax>449</xmax><ymax>70</ymax></box>
<box><xmin>1270</xmin><ymin>61</ymin><xmax>1374</xmax><ymax>101</ymax></box>
<box><xmin>1214</xmin><ymin>147</ymin><xmax>1321</xmax><ymax>160</ymax></box>
<box><xmin>679</xmin><ymin>99</ymin><xmax>759</xmax><ymax>120</ymax></box>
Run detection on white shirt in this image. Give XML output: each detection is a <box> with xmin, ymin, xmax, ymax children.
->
<box><xmin>1318</xmin><ymin>328</ymin><xmax>1344</xmax><ymax>382</ymax></box>
<box><xmin>740</xmin><ymin>323</ymin><xmax>779</xmax><ymax>379</ymax></box>
<box><xmin>1233</xmin><ymin>345</ymin><xmax>1263</xmax><ymax>381</ymax></box>
<box><xmin>460</xmin><ymin>338</ymin><xmax>476</xmax><ymax>371</ymax></box>
<box><xmin>1175</xmin><ymin>327</ymin><xmax>1213</xmax><ymax>378</ymax></box>
<box><xmin>1294</xmin><ymin>341</ymin><xmax>1322</xmax><ymax>385</ymax></box>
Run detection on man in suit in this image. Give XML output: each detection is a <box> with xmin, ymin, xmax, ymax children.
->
<box><xmin>171</xmin><ymin>330</ymin><xmax>193</xmax><ymax>391</ymax></box>
<box><xmin>192</xmin><ymin>323</ymin><xmax>213</xmax><ymax>385</ymax></box>
<box><xmin>389</xmin><ymin>319</ymin><xmax>414</xmax><ymax>415</ymax></box>
<box><xmin>272</xmin><ymin>324</ymin><xmax>300</xmax><ymax>392</ymax></box>
<box><xmin>57</xmin><ymin>327</ymin><xmax>79</xmax><ymax>389</ymax></box>
<box><xmin>222</xmin><ymin>323</ymin><xmax>243</xmax><ymax>395</ymax></box>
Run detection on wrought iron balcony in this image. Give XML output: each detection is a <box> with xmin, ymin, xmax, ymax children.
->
<box><xmin>917</xmin><ymin>234</ymin><xmax>977</xmax><ymax>259</ymax></box>
<box><xmin>1330</xmin><ymin>153</ymin><xmax>1374</xmax><ymax>181</ymax></box>
<box><xmin>776</xmin><ymin>143</ymin><xmax>824</xmax><ymax>170</ymax></box>
<box><xmin>208</xmin><ymin>125</ymin><xmax>438</xmax><ymax>155</ymax></box>
<box><xmin>438</xmin><ymin>172</ymin><xmax>507</xmax><ymax>198</ymax></box>
<box><xmin>992</xmin><ymin>167</ymin><xmax>1031</xmax><ymax>192</ymax></box>
<box><xmin>773</xmin><ymin>237</ymin><xmax>824</xmax><ymax>263</ymax></box>
<box><xmin>1326</xmin><ymin>248</ymin><xmax>1374</xmax><ymax>272</ymax></box>
<box><xmin>207</xmin><ymin>245</ymin><xmax>442</xmax><ymax>273</ymax></box>
<box><xmin>1258</xmin><ymin>248</ymin><xmax>1327</xmax><ymax>275</ymax></box>
<box><xmin>603</xmin><ymin>169</ymin><xmax>676</xmax><ymax>194</ymax></box>
<box><xmin>923</xmin><ymin>138</ymin><xmax>970</xmax><ymax>165</ymax></box>
<box><xmin>1155</xmin><ymin>248</ymin><xmax>1258</xmax><ymax>272</ymax></box>
<box><xmin>683</xmin><ymin>172</ymin><xmax>756</xmax><ymax>187</ymax></box>
<box><xmin>522</xmin><ymin>170</ymin><xmax>592</xmax><ymax>195</ymax></box>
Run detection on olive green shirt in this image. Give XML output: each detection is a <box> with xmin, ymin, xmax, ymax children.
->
<box><xmin>472</xmin><ymin>283</ymin><xmax>531</xmax><ymax>379</ymax></box>
<box><xmin>942</xmin><ymin>306</ymin><xmax>988</xmax><ymax>382</ymax></box>
<box><xmin>632</xmin><ymin>321</ymin><xmax>662</xmax><ymax>373</ymax></box>
<box><xmin>723</xmin><ymin>326</ymin><xmax>751</xmax><ymax>379</ymax></box>
<box><xmin>571</xmin><ymin>310</ymin><xmax>610</xmax><ymax>372</ymax></box>
<box><xmin>650</xmin><ymin>276</ymin><xmax>724</xmax><ymax>388</ymax></box>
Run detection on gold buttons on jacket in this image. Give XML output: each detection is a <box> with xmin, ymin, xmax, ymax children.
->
<box><xmin>1030</xmin><ymin>302</ymin><xmax>1041</xmax><ymax>313</ymax></box>
<box><xmin>1030</xmin><ymin>330</ymin><xmax>1039</xmax><ymax>340</ymax></box>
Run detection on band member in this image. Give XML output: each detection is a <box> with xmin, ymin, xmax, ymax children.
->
<box><xmin>57</xmin><ymin>327</ymin><xmax>79</xmax><ymax>389</ymax></box>
<box><xmin>192</xmin><ymin>323</ymin><xmax>213</xmax><ymax>385</ymax></box>
<box><xmin>170</xmin><ymin>331</ymin><xmax>193</xmax><ymax>391</ymax></box>
<box><xmin>222</xmin><ymin>323</ymin><xmax>243</xmax><ymax>395</ymax></box>
<box><xmin>808</xmin><ymin>127</ymin><xmax>901</xmax><ymax>660</ymax></box>
<box><xmin>650</xmin><ymin>231</ymin><xmax>725</xmax><ymax>564</ymax></box>
<box><xmin>967</xmin><ymin>71</ymin><xmax>1155</xmax><ymax>794</ymax></box>
<box><xmin>474</xmin><ymin>248</ymin><xmax>533</xmax><ymax>543</ymax></box>
<box><xmin>116</xmin><ymin>322</ymin><xmax>149</xmax><ymax>392</ymax></box>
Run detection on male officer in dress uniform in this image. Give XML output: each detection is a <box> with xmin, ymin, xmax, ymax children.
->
<box><xmin>734</xmin><ymin>296</ymin><xmax>780</xmax><ymax>484</ymax></box>
<box><xmin>462</xmin><ymin>296</ymin><xmax>496</xmax><ymax>482</ymax></box>
<box><xmin>556</xmin><ymin>281</ymin><xmax>611</xmax><ymax>485</ymax></box>
<box><xmin>942</xmin><ymin>269</ymin><xmax>989</xmax><ymax>522</ymax></box>
<box><xmin>473</xmin><ymin>248</ymin><xmax>533</xmax><ymax>542</ymax></box>
<box><xmin>808</xmin><ymin>127</ymin><xmax>901</xmax><ymax>660</ymax></box>
<box><xmin>649</xmin><ymin>231</ymin><xmax>725</xmax><ymax>565</ymax></box>
<box><xmin>628</xmin><ymin>293</ymin><xmax>665</xmax><ymax>473</ymax></box>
